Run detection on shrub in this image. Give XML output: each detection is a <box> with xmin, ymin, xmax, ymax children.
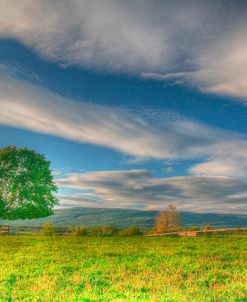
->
<box><xmin>42</xmin><ymin>222</ymin><xmax>54</xmax><ymax>236</ymax></box>
<box><xmin>142</xmin><ymin>228</ymin><xmax>155</xmax><ymax>235</ymax></box>
<box><xmin>69</xmin><ymin>226</ymin><xmax>88</xmax><ymax>236</ymax></box>
<box><xmin>89</xmin><ymin>225</ymin><xmax>119</xmax><ymax>236</ymax></box>
<box><xmin>90</xmin><ymin>226</ymin><xmax>103</xmax><ymax>236</ymax></box>
<box><xmin>118</xmin><ymin>225</ymin><xmax>142</xmax><ymax>236</ymax></box>
<box><xmin>189</xmin><ymin>226</ymin><xmax>201</xmax><ymax>231</ymax></box>
<box><xmin>203</xmin><ymin>224</ymin><xmax>213</xmax><ymax>230</ymax></box>
<box><xmin>100</xmin><ymin>225</ymin><xmax>119</xmax><ymax>236</ymax></box>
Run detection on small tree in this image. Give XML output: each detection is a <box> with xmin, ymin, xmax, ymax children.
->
<box><xmin>155</xmin><ymin>211</ymin><xmax>169</xmax><ymax>233</ymax></box>
<box><xmin>167</xmin><ymin>204</ymin><xmax>180</xmax><ymax>230</ymax></box>
<box><xmin>0</xmin><ymin>146</ymin><xmax>58</xmax><ymax>220</ymax></box>
<box><xmin>155</xmin><ymin>204</ymin><xmax>180</xmax><ymax>232</ymax></box>
<box><xmin>42</xmin><ymin>222</ymin><xmax>55</xmax><ymax>236</ymax></box>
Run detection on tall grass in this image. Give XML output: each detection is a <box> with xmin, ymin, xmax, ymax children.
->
<box><xmin>0</xmin><ymin>235</ymin><xmax>246</xmax><ymax>301</ymax></box>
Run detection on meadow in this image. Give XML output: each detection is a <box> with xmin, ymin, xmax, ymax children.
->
<box><xmin>0</xmin><ymin>235</ymin><xmax>246</xmax><ymax>302</ymax></box>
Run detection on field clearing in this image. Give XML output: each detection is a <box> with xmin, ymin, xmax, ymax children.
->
<box><xmin>0</xmin><ymin>235</ymin><xmax>246</xmax><ymax>302</ymax></box>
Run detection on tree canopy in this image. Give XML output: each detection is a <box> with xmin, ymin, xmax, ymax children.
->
<box><xmin>0</xmin><ymin>146</ymin><xmax>58</xmax><ymax>220</ymax></box>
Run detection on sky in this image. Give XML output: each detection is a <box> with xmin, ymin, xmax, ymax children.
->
<box><xmin>0</xmin><ymin>0</ymin><xmax>247</xmax><ymax>213</ymax></box>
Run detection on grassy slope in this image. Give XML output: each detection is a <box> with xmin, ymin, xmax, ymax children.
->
<box><xmin>0</xmin><ymin>235</ymin><xmax>246</xmax><ymax>301</ymax></box>
<box><xmin>0</xmin><ymin>207</ymin><xmax>247</xmax><ymax>228</ymax></box>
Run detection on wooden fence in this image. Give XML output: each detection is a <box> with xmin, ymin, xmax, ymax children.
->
<box><xmin>0</xmin><ymin>225</ymin><xmax>68</xmax><ymax>235</ymax></box>
<box><xmin>144</xmin><ymin>227</ymin><xmax>247</xmax><ymax>237</ymax></box>
<box><xmin>1</xmin><ymin>225</ymin><xmax>247</xmax><ymax>236</ymax></box>
<box><xmin>0</xmin><ymin>225</ymin><xmax>9</xmax><ymax>234</ymax></box>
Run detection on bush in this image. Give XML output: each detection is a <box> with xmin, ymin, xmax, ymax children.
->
<box><xmin>69</xmin><ymin>226</ymin><xmax>88</xmax><ymax>236</ymax></box>
<box><xmin>89</xmin><ymin>226</ymin><xmax>103</xmax><ymax>236</ymax></box>
<box><xmin>118</xmin><ymin>225</ymin><xmax>142</xmax><ymax>236</ymax></box>
<box><xmin>89</xmin><ymin>225</ymin><xmax>119</xmax><ymax>236</ymax></box>
<box><xmin>203</xmin><ymin>224</ymin><xmax>213</xmax><ymax>230</ymax></box>
<box><xmin>142</xmin><ymin>228</ymin><xmax>155</xmax><ymax>235</ymax></box>
<box><xmin>100</xmin><ymin>225</ymin><xmax>119</xmax><ymax>236</ymax></box>
<box><xmin>189</xmin><ymin>226</ymin><xmax>201</xmax><ymax>231</ymax></box>
<box><xmin>42</xmin><ymin>222</ymin><xmax>54</xmax><ymax>236</ymax></box>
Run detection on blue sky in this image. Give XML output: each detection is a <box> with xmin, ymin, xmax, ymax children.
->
<box><xmin>0</xmin><ymin>1</ymin><xmax>247</xmax><ymax>213</ymax></box>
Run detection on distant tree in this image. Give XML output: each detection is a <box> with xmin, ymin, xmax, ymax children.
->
<box><xmin>167</xmin><ymin>205</ymin><xmax>180</xmax><ymax>230</ymax></box>
<box><xmin>42</xmin><ymin>222</ymin><xmax>55</xmax><ymax>236</ymax></box>
<box><xmin>0</xmin><ymin>146</ymin><xmax>58</xmax><ymax>220</ymax></box>
<box><xmin>155</xmin><ymin>210</ymin><xmax>169</xmax><ymax>233</ymax></box>
<box><xmin>155</xmin><ymin>204</ymin><xmax>180</xmax><ymax>232</ymax></box>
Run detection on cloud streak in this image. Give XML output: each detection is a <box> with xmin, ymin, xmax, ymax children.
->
<box><xmin>56</xmin><ymin>169</ymin><xmax>247</xmax><ymax>213</ymax></box>
<box><xmin>1</xmin><ymin>1</ymin><xmax>247</xmax><ymax>100</ymax></box>
<box><xmin>1</xmin><ymin>75</ymin><xmax>247</xmax><ymax>178</ymax></box>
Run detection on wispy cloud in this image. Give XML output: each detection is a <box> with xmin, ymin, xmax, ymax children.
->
<box><xmin>56</xmin><ymin>169</ymin><xmax>247</xmax><ymax>213</ymax></box>
<box><xmin>1</xmin><ymin>1</ymin><xmax>247</xmax><ymax>100</ymax></box>
<box><xmin>190</xmin><ymin>159</ymin><xmax>247</xmax><ymax>178</ymax></box>
<box><xmin>1</xmin><ymin>75</ymin><xmax>247</xmax><ymax>178</ymax></box>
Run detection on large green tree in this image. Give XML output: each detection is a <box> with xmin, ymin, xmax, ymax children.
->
<box><xmin>0</xmin><ymin>146</ymin><xmax>58</xmax><ymax>220</ymax></box>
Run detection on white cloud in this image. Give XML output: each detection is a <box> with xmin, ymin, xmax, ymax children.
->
<box><xmin>190</xmin><ymin>159</ymin><xmax>247</xmax><ymax>178</ymax></box>
<box><xmin>56</xmin><ymin>169</ymin><xmax>247</xmax><ymax>213</ymax></box>
<box><xmin>1</xmin><ymin>75</ymin><xmax>247</xmax><ymax>178</ymax></box>
<box><xmin>0</xmin><ymin>75</ymin><xmax>174</xmax><ymax>159</ymax></box>
<box><xmin>0</xmin><ymin>75</ymin><xmax>221</xmax><ymax>160</ymax></box>
<box><xmin>0</xmin><ymin>0</ymin><xmax>171</xmax><ymax>73</ymax></box>
<box><xmin>1</xmin><ymin>1</ymin><xmax>247</xmax><ymax>100</ymax></box>
<box><xmin>142</xmin><ymin>25</ymin><xmax>247</xmax><ymax>100</ymax></box>
<box><xmin>191</xmin><ymin>26</ymin><xmax>247</xmax><ymax>100</ymax></box>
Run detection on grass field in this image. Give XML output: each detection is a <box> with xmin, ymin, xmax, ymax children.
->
<box><xmin>0</xmin><ymin>235</ymin><xmax>246</xmax><ymax>302</ymax></box>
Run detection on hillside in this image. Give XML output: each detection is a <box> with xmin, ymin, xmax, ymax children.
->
<box><xmin>0</xmin><ymin>207</ymin><xmax>246</xmax><ymax>228</ymax></box>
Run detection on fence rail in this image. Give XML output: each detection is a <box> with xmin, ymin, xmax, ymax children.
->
<box><xmin>144</xmin><ymin>227</ymin><xmax>247</xmax><ymax>237</ymax></box>
<box><xmin>0</xmin><ymin>225</ymin><xmax>9</xmax><ymax>234</ymax></box>
<box><xmin>1</xmin><ymin>225</ymin><xmax>247</xmax><ymax>236</ymax></box>
<box><xmin>0</xmin><ymin>225</ymin><xmax>68</xmax><ymax>235</ymax></box>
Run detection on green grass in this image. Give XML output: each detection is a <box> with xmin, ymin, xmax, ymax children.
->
<box><xmin>0</xmin><ymin>235</ymin><xmax>246</xmax><ymax>302</ymax></box>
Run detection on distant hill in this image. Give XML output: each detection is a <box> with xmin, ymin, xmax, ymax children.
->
<box><xmin>0</xmin><ymin>207</ymin><xmax>246</xmax><ymax>228</ymax></box>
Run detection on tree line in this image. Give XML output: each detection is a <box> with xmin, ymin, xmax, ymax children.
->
<box><xmin>41</xmin><ymin>204</ymin><xmax>183</xmax><ymax>236</ymax></box>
